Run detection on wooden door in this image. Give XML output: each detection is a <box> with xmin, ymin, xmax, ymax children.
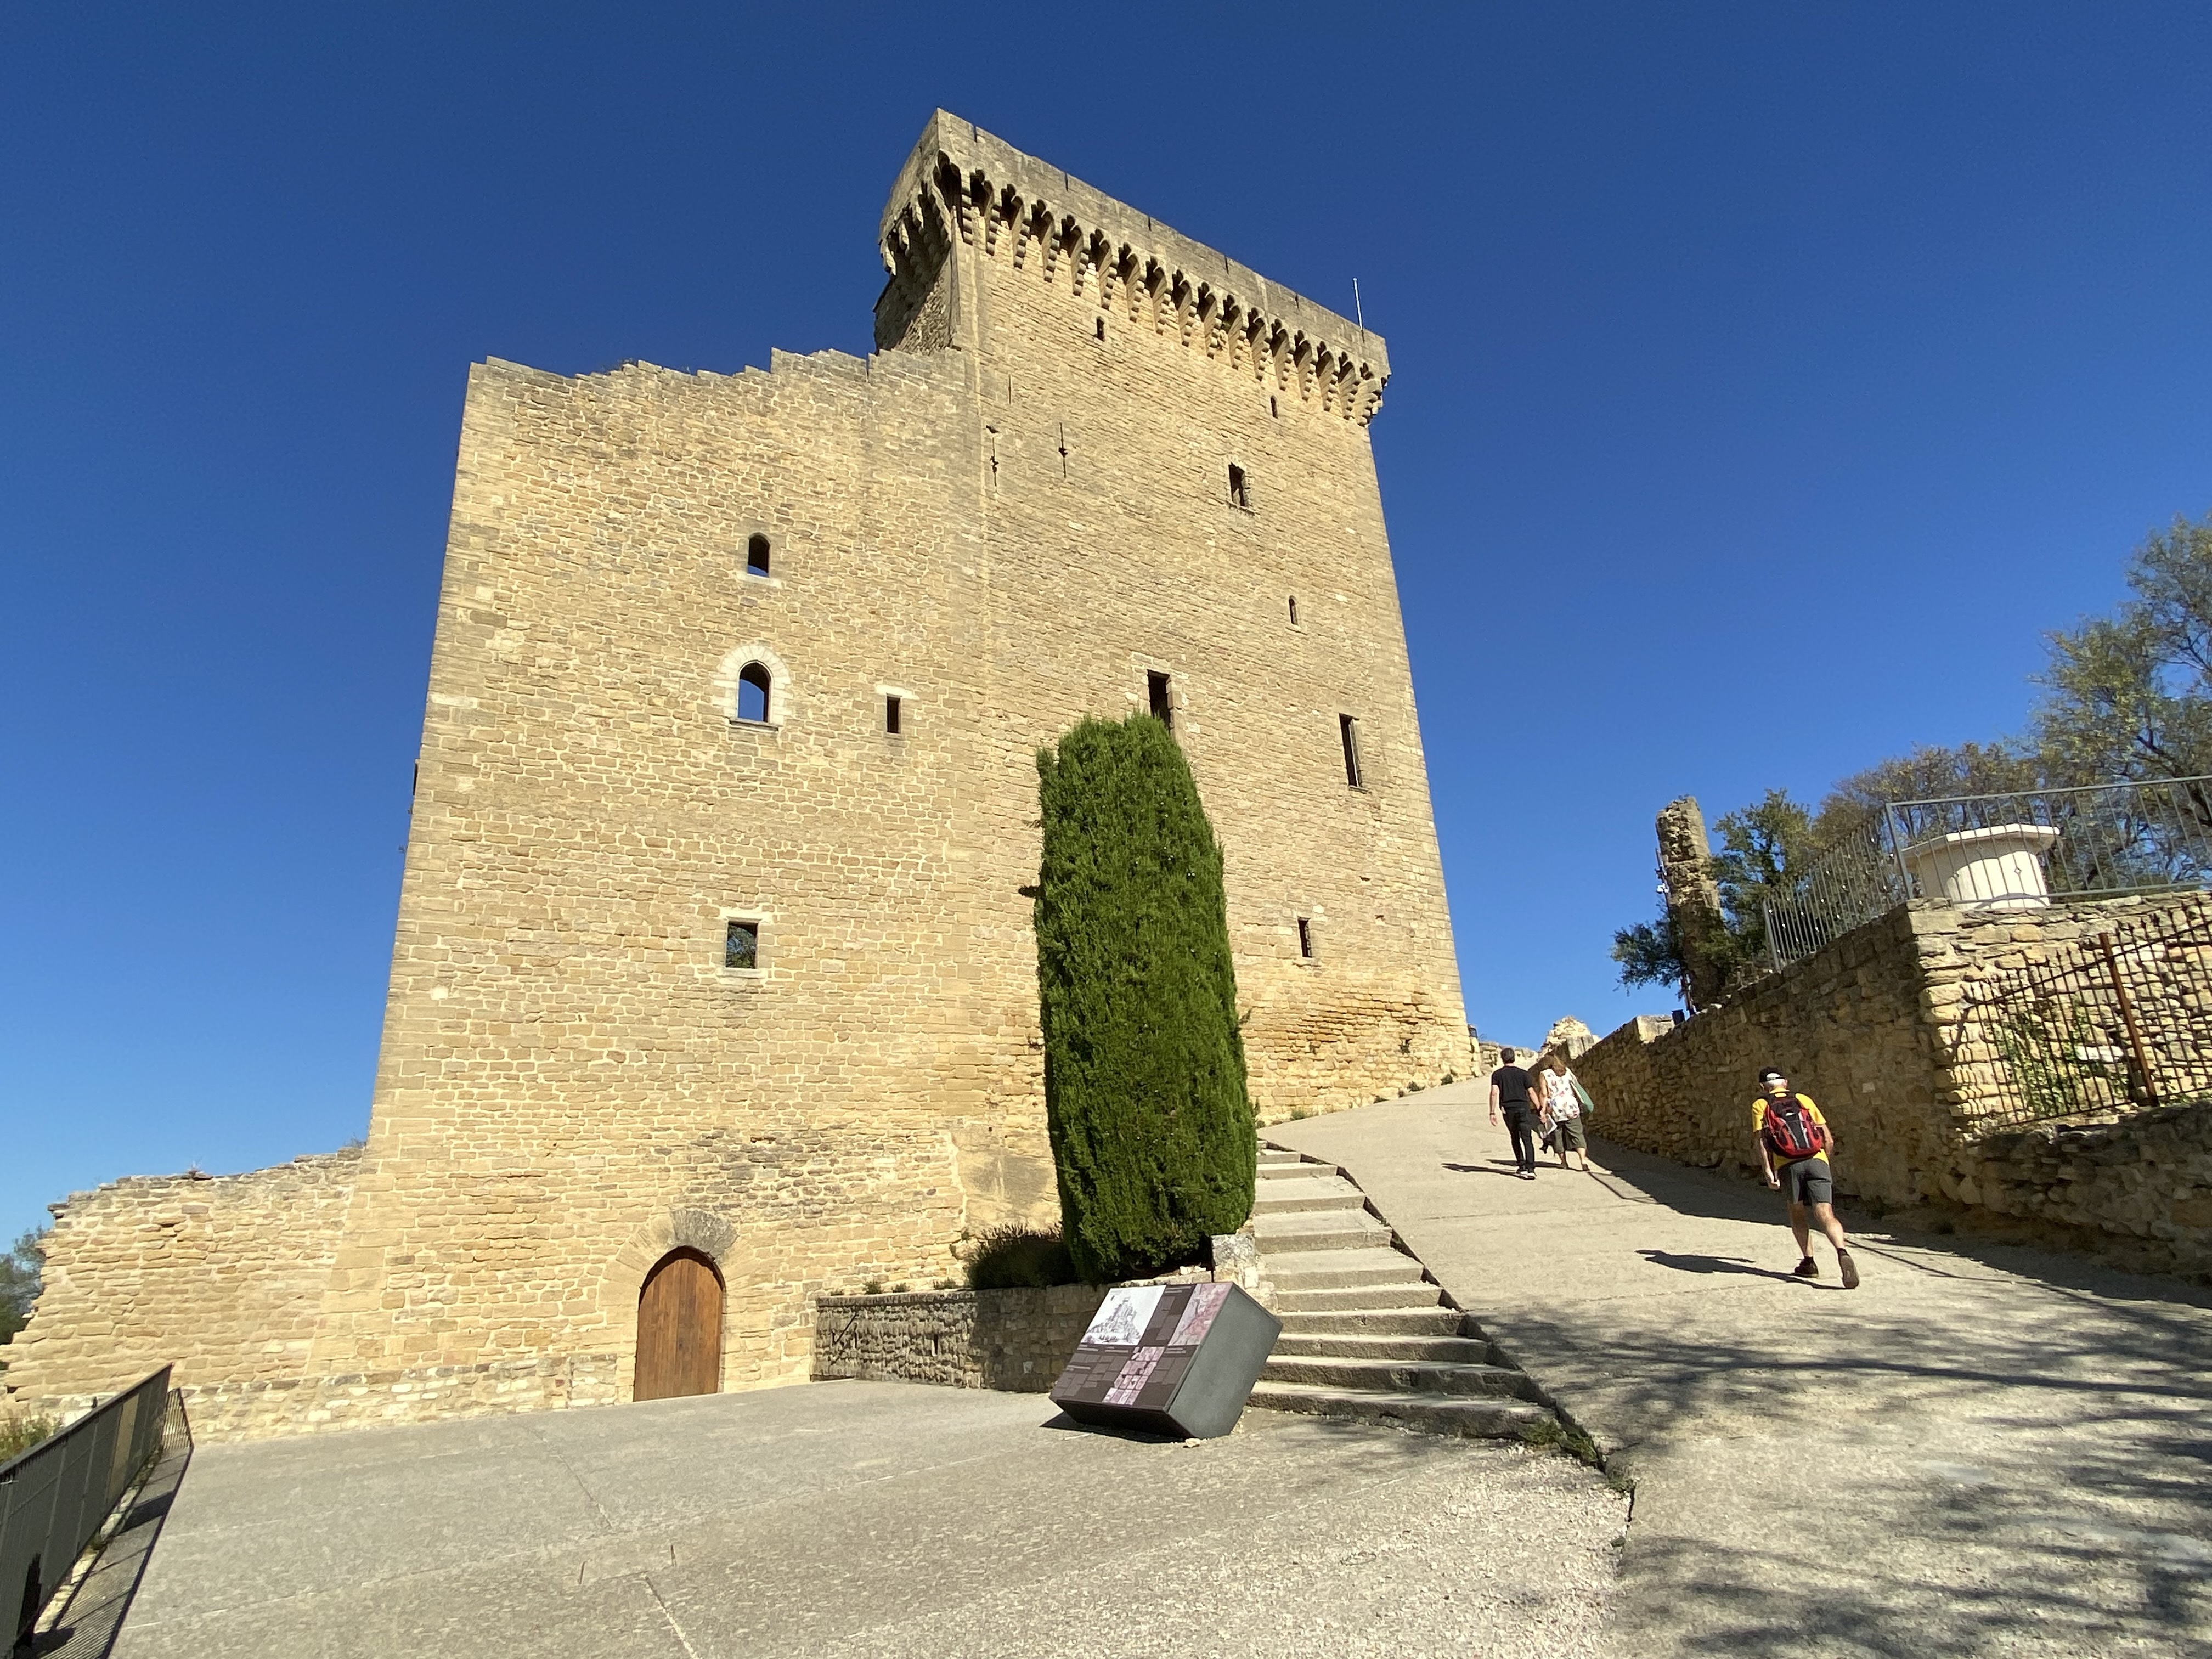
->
<box><xmin>634</xmin><ymin>1248</ymin><xmax>723</xmax><ymax>1401</ymax></box>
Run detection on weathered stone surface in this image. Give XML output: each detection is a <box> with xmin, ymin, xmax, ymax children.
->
<box><xmin>6</xmin><ymin>112</ymin><xmax>1467</xmax><ymax>1437</ymax></box>
<box><xmin>811</xmin><ymin>1285</ymin><xmax>1109</xmax><ymax>1393</ymax></box>
<box><xmin>1656</xmin><ymin>797</ymin><xmax>1728</xmax><ymax>1011</ymax></box>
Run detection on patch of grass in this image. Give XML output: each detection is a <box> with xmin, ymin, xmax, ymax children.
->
<box><xmin>861</xmin><ymin>1279</ymin><xmax>884</xmax><ymax>1295</ymax></box>
<box><xmin>1287</xmin><ymin>1104</ymin><xmax>1317</xmax><ymax>1121</ymax></box>
<box><xmin>1518</xmin><ymin>1413</ymin><xmax>1602</xmax><ymax>1466</ymax></box>
<box><xmin>964</xmin><ymin>1226</ymin><xmax>1082</xmax><ymax>1290</ymax></box>
<box><xmin>0</xmin><ymin>1409</ymin><xmax>58</xmax><ymax>1462</ymax></box>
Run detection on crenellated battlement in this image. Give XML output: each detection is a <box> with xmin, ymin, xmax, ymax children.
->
<box><xmin>878</xmin><ymin>111</ymin><xmax>1389</xmax><ymax>425</ymax></box>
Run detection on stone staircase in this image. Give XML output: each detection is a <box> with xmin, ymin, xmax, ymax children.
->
<box><xmin>1245</xmin><ymin>1143</ymin><xmax>1555</xmax><ymax>1438</ymax></box>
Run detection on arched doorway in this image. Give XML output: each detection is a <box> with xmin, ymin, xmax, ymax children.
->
<box><xmin>634</xmin><ymin>1247</ymin><xmax>723</xmax><ymax>1401</ymax></box>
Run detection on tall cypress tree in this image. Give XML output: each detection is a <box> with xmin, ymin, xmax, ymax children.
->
<box><xmin>1033</xmin><ymin>714</ymin><xmax>1257</xmax><ymax>1283</ymax></box>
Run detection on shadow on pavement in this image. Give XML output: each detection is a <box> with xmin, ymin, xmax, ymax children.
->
<box><xmin>1509</xmin><ymin>1274</ymin><xmax>2212</xmax><ymax>1656</ymax></box>
<box><xmin>1635</xmin><ymin>1250</ymin><xmax>1808</xmax><ymax>1284</ymax></box>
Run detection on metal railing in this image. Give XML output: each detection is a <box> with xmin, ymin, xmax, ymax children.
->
<box><xmin>2</xmin><ymin>1368</ymin><xmax>171</xmax><ymax>1650</ymax></box>
<box><xmin>1951</xmin><ymin>902</ymin><xmax>2212</xmax><ymax>1131</ymax></box>
<box><xmin>1765</xmin><ymin>776</ymin><xmax>2212</xmax><ymax>969</ymax></box>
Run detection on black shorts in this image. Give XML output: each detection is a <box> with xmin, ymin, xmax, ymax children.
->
<box><xmin>1781</xmin><ymin>1158</ymin><xmax>1833</xmax><ymax>1206</ymax></box>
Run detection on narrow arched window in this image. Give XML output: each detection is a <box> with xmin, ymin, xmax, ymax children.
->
<box><xmin>746</xmin><ymin>534</ymin><xmax>771</xmax><ymax>577</ymax></box>
<box><xmin>737</xmin><ymin>662</ymin><xmax>772</xmax><ymax>724</ymax></box>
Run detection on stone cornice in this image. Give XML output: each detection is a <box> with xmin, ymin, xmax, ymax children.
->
<box><xmin>879</xmin><ymin>110</ymin><xmax>1389</xmax><ymax>425</ymax></box>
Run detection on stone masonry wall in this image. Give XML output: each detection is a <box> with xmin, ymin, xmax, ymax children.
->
<box><xmin>1959</xmin><ymin>1104</ymin><xmax>2212</xmax><ymax>1279</ymax></box>
<box><xmin>1562</xmin><ymin>894</ymin><xmax>2212</xmax><ymax>1274</ymax></box>
<box><xmin>812</xmin><ymin>1284</ymin><xmax>1109</xmax><ymax>1393</ymax></box>
<box><xmin>1565</xmin><ymin>904</ymin><xmax>1948</xmax><ymax>1201</ymax></box>
<box><xmin>7</xmin><ymin>113</ymin><xmax>1468</xmax><ymax>1438</ymax></box>
<box><xmin>9</xmin><ymin>1152</ymin><xmax>361</xmax><ymax>1420</ymax></box>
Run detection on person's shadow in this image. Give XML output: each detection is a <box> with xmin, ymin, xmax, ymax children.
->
<box><xmin>1443</xmin><ymin>1161</ymin><xmax>1528</xmax><ymax>1177</ymax></box>
<box><xmin>1638</xmin><ymin>1249</ymin><xmax>1820</xmax><ymax>1285</ymax></box>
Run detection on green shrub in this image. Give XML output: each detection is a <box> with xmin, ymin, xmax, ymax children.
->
<box><xmin>1</xmin><ymin>1409</ymin><xmax>57</xmax><ymax>1463</ymax></box>
<box><xmin>965</xmin><ymin>1226</ymin><xmax>1081</xmax><ymax>1289</ymax></box>
<box><xmin>1034</xmin><ymin>715</ymin><xmax>1257</xmax><ymax>1283</ymax></box>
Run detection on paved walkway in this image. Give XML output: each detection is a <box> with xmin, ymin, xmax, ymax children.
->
<box><xmin>1270</xmin><ymin>1084</ymin><xmax>2212</xmax><ymax>1658</ymax></box>
<box><xmin>101</xmin><ymin>1378</ymin><xmax>1623</xmax><ymax>1658</ymax></box>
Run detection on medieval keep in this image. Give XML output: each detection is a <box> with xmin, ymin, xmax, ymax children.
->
<box><xmin>9</xmin><ymin>113</ymin><xmax>1466</xmax><ymax>1436</ymax></box>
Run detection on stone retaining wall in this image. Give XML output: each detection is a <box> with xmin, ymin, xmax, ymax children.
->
<box><xmin>1958</xmin><ymin>1104</ymin><xmax>2212</xmax><ymax>1279</ymax></box>
<box><xmin>811</xmin><ymin>1284</ymin><xmax>1109</xmax><ymax>1392</ymax></box>
<box><xmin>1560</xmin><ymin>894</ymin><xmax>2212</xmax><ymax>1278</ymax></box>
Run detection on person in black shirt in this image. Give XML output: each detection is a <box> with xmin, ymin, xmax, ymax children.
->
<box><xmin>1488</xmin><ymin>1048</ymin><xmax>1541</xmax><ymax>1179</ymax></box>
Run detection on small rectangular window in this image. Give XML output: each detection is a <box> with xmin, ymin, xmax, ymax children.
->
<box><xmin>1287</xmin><ymin>595</ymin><xmax>1299</xmax><ymax>626</ymax></box>
<box><xmin>1297</xmin><ymin>917</ymin><xmax>1314</xmax><ymax>959</ymax></box>
<box><xmin>1339</xmin><ymin>714</ymin><xmax>1363</xmax><ymax>788</ymax></box>
<box><xmin>1147</xmin><ymin>671</ymin><xmax>1173</xmax><ymax>729</ymax></box>
<box><xmin>885</xmin><ymin>695</ymin><xmax>901</xmax><ymax>735</ymax></box>
<box><xmin>724</xmin><ymin>920</ymin><xmax>759</xmax><ymax>970</ymax></box>
<box><xmin>1228</xmin><ymin>464</ymin><xmax>1250</xmax><ymax>509</ymax></box>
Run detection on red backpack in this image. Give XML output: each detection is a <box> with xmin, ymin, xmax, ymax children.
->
<box><xmin>1761</xmin><ymin>1095</ymin><xmax>1827</xmax><ymax>1161</ymax></box>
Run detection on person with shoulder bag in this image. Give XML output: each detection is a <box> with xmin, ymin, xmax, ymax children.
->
<box><xmin>1539</xmin><ymin>1059</ymin><xmax>1593</xmax><ymax>1172</ymax></box>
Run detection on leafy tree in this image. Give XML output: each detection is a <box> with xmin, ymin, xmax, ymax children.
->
<box><xmin>1707</xmin><ymin>789</ymin><xmax>1816</xmax><ymax>969</ymax></box>
<box><xmin>0</xmin><ymin>1228</ymin><xmax>47</xmax><ymax>1347</ymax></box>
<box><xmin>1609</xmin><ymin>909</ymin><xmax>1686</xmax><ymax>997</ymax></box>
<box><xmin>1033</xmin><ymin>714</ymin><xmax>1256</xmax><ymax>1284</ymax></box>
<box><xmin>2036</xmin><ymin>513</ymin><xmax>2212</xmax><ymax>784</ymax></box>
<box><xmin>1812</xmin><ymin>741</ymin><xmax>2046</xmax><ymax>851</ymax></box>
<box><xmin>1611</xmin><ymin>792</ymin><xmax>1816</xmax><ymax>998</ymax></box>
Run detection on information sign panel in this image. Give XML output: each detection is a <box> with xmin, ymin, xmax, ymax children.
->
<box><xmin>1049</xmin><ymin>1281</ymin><xmax>1280</xmax><ymax>1439</ymax></box>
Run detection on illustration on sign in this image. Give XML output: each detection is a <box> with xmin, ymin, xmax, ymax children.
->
<box><xmin>1058</xmin><ymin>1283</ymin><xmax>1235</xmax><ymax>1411</ymax></box>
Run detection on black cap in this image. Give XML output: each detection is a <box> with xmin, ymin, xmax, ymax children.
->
<box><xmin>1758</xmin><ymin>1067</ymin><xmax>1786</xmax><ymax>1082</ymax></box>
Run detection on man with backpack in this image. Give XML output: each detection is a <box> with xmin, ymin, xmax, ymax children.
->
<box><xmin>1753</xmin><ymin>1066</ymin><xmax>1859</xmax><ymax>1289</ymax></box>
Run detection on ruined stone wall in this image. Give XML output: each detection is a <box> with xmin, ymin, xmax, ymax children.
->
<box><xmin>812</xmin><ymin>1284</ymin><xmax>1109</xmax><ymax>1393</ymax></box>
<box><xmin>8</xmin><ymin>1152</ymin><xmax>360</xmax><ymax>1419</ymax></box>
<box><xmin>9</xmin><ymin>114</ymin><xmax>1467</xmax><ymax>1436</ymax></box>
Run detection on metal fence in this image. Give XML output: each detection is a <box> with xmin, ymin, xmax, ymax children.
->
<box><xmin>2</xmin><ymin>1367</ymin><xmax>171</xmax><ymax>1650</ymax></box>
<box><xmin>1953</xmin><ymin>903</ymin><xmax>2212</xmax><ymax>1131</ymax></box>
<box><xmin>1765</xmin><ymin>776</ymin><xmax>2212</xmax><ymax>969</ymax></box>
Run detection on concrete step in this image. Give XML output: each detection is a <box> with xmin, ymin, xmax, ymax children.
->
<box><xmin>1273</xmin><ymin>1332</ymin><xmax>1500</xmax><ymax>1365</ymax></box>
<box><xmin>1257</xmin><ymin>1148</ymin><xmax>1305</xmax><ymax>1165</ymax></box>
<box><xmin>1257</xmin><ymin>1159</ymin><xmax>1327</xmax><ymax>1180</ymax></box>
<box><xmin>1270</xmin><ymin>1280</ymin><xmax>1444</xmax><ymax>1313</ymax></box>
<box><xmin>1250</xmin><ymin>1213</ymin><xmax>1387</xmax><ymax>1255</ymax></box>
<box><xmin>1247</xmin><ymin>1382</ymin><xmax>1553</xmax><ymax>1440</ymax></box>
<box><xmin>1276</xmin><ymin>1306</ymin><xmax>1468</xmax><ymax>1337</ymax></box>
<box><xmin>1261</xmin><ymin>1355</ymin><xmax>1541</xmax><ymax>1400</ymax></box>
<box><xmin>1251</xmin><ymin>1179</ymin><xmax>1365</xmax><ymax>1216</ymax></box>
<box><xmin>1262</xmin><ymin>1248</ymin><xmax>1427</xmax><ymax>1291</ymax></box>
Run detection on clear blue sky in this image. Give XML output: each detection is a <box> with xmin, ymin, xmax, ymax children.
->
<box><xmin>4</xmin><ymin>5</ymin><xmax>2208</xmax><ymax>1244</ymax></box>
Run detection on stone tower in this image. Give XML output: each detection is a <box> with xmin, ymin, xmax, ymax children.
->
<box><xmin>8</xmin><ymin>113</ymin><xmax>1467</xmax><ymax>1436</ymax></box>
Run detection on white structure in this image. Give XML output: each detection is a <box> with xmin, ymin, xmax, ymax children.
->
<box><xmin>1901</xmin><ymin>823</ymin><xmax>2062</xmax><ymax>909</ymax></box>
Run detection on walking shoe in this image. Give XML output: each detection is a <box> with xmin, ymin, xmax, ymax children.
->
<box><xmin>1793</xmin><ymin>1256</ymin><xmax>1819</xmax><ymax>1278</ymax></box>
<box><xmin>1838</xmin><ymin>1249</ymin><xmax>1860</xmax><ymax>1290</ymax></box>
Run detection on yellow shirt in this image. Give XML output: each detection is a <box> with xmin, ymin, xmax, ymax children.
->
<box><xmin>1752</xmin><ymin>1092</ymin><xmax>1830</xmax><ymax>1166</ymax></box>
